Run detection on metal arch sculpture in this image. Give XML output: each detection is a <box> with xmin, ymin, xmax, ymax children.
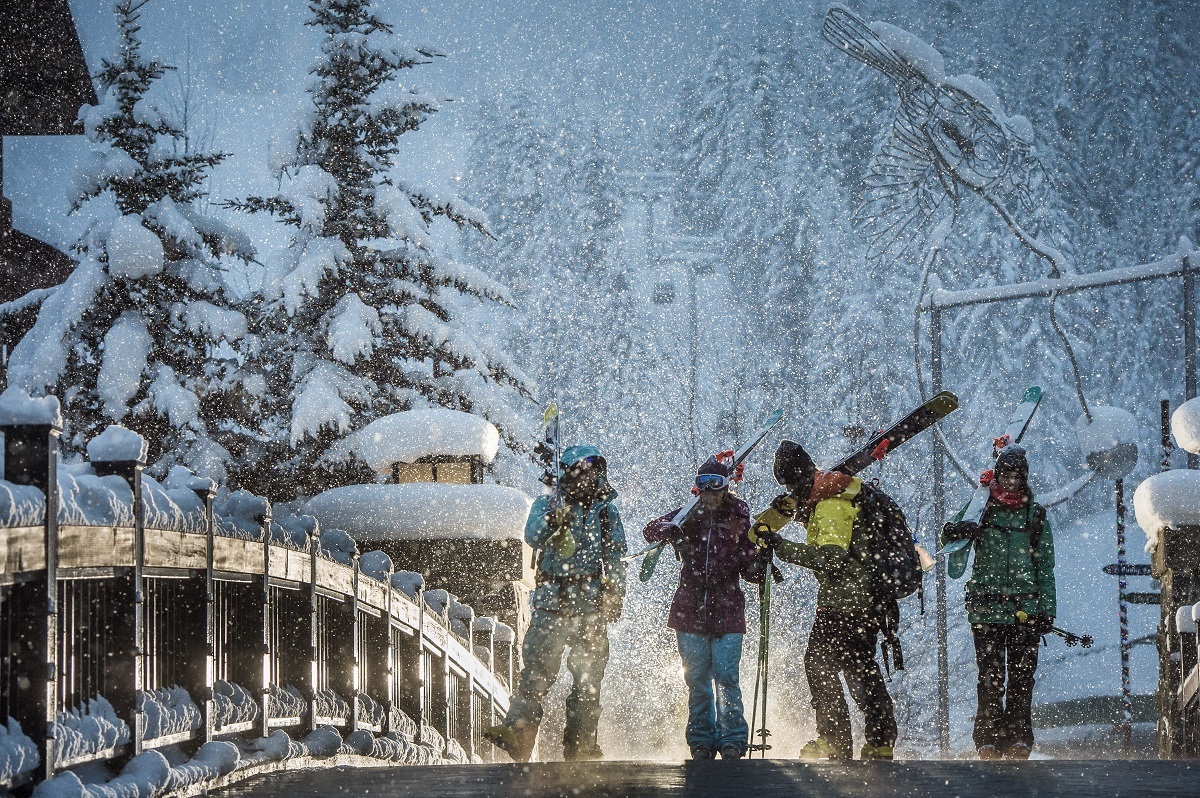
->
<box><xmin>822</xmin><ymin>6</ymin><xmax>1042</xmax><ymax>263</ymax></box>
<box><xmin>822</xmin><ymin>6</ymin><xmax>1096</xmax><ymax>463</ymax></box>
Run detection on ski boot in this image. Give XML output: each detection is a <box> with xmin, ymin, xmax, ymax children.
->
<box><xmin>1003</xmin><ymin>742</ymin><xmax>1031</xmax><ymax>760</ymax></box>
<box><xmin>797</xmin><ymin>738</ymin><xmax>850</xmax><ymax>761</ymax></box>
<box><xmin>484</xmin><ymin>722</ymin><xmax>537</xmax><ymax>762</ymax></box>
<box><xmin>859</xmin><ymin>744</ymin><xmax>894</xmax><ymax>761</ymax></box>
<box><xmin>691</xmin><ymin>746</ymin><xmax>716</xmax><ymax>760</ymax></box>
<box><xmin>976</xmin><ymin>744</ymin><xmax>1002</xmax><ymax>760</ymax></box>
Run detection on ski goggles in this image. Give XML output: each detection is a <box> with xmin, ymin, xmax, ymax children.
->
<box><xmin>565</xmin><ymin>455</ymin><xmax>603</xmax><ymax>474</ymax></box>
<box><xmin>695</xmin><ymin>473</ymin><xmax>730</xmax><ymax>491</ymax></box>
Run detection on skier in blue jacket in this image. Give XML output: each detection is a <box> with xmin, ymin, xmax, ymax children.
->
<box><xmin>484</xmin><ymin>444</ymin><xmax>627</xmax><ymax>762</ymax></box>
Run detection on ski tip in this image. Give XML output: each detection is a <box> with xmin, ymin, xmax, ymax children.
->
<box><xmin>934</xmin><ymin>391</ymin><xmax>960</xmax><ymax>409</ymax></box>
<box><xmin>543</xmin><ymin>403</ymin><xmax>559</xmax><ymax>424</ymax></box>
<box><xmin>764</xmin><ymin>408</ymin><xmax>784</xmax><ymax>426</ymax></box>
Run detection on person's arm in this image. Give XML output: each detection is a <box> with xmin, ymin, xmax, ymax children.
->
<box><xmin>1033</xmin><ymin>511</ymin><xmax>1056</xmax><ymax>617</ymax></box>
<box><xmin>524</xmin><ymin>496</ymin><xmax>554</xmax><ymax>548</ymax></box>
<box><xmin>642</xmin><ymin>508</ymin><xmax>684</xmax><ymax>544</ymax></box>
<box><xmin>733</xmin><ymin>503</ymin><xmax>767</xmax><ymax>582</ymax></box>
<box><xmin>602</xmin><ymin>505</ymin><xmax>628</xmax><ymax>597</ymax></box>
<box><xmin>773</xmin><ymin>497</ymin><xmax>856</xmax><ymax>577</ymax></box>
<box><xmin>939</xmin><ymin>503</ymin><xmax>973</xmax><ymax>547</ymax></box>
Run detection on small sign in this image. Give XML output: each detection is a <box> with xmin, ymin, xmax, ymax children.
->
<box><xmin>1124</xmin><ymin>592</ymin><xmax>1161</xmax><ymax>605</ymax></box>
<box><xmin>1103</xmin><ymin>563</ymin><xmax>1153</xmax><ymax>576</ymax></box>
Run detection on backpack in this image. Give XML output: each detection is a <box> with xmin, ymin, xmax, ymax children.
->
<box><xmin>851</xmin><ymin>482</ymin><xmax>923</xmax><ymax>673</ymax></box>
<box><xmin>852</xmin><ymin>482</ymin><xmax>922</xmax><ymax>601</ymax></box>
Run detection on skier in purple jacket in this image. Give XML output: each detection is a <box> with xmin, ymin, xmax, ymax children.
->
<box><xmin>642</xmin><ymin>456</ymin><xmax>765</xmax><ymax>760</ymax></box>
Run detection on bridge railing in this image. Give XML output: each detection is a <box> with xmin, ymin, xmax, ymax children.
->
<box><xmin>0</xmin><ymin>419</ymin><xmax>511</xmax><ymax>791</ymax></box>
<box><xmin>1152</xmin><ymin>523</ymin><xmax>1200</xmax><ymax>757</ymax></box>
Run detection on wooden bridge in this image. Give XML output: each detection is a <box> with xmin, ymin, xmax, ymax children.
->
<box><xmin>0</xmin><ymin>419</ymin><xmax>512</xmax><ymax>792</ymax></box>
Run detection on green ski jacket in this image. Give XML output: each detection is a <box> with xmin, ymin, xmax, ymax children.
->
<box><xmin>944</xmin><ymin>499</ymin><xmax>1056</xmax><ymax>625</ymax></box>
<box><xmin>774</xmin><ymin>477</ymin><xmax>875</xmax><ymax>616</ymax></box>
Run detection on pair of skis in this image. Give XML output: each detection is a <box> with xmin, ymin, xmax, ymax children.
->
<box><xmin>626</xmin><ymin>390</ymin><xmax>961</xmax><ymax>582</ymax></box>
<box><xmin>938</xmin><ymin>387</ymin><xmax>1043</xmax><ymax>571</ymax></box>
<box><xmin>625</xmin><ymin>408</ymin><xmax>785</xmax><ymax>582</ymax></box>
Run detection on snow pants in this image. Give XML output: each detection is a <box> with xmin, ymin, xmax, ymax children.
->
<box><xmin>971</xmin><ymin>623</ymin><xmax>1040</xmax><ymax>750</ymax></box>
<box><xmin>503</xmin><ymin>607</ymin><xmax>609</xmax><ymax>760</ymax></box>
<box><xmin>676</xmin><ymin>631</ymin><xmax>748</xmax><ymax>755</ymax></box>
<box><xmin>804</xmin><ymin>609</ymin><xmax>897</xmax><ymax>758</ymax></box>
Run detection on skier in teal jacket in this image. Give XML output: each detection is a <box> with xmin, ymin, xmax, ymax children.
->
<box><xmin>485</xmin><ymin>444</ymin><xmax>626</xmax><ymax>762</ymax></box>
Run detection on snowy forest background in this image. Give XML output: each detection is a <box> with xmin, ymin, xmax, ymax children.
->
<box><xmin>6</xmin><ymin>0</ymin><xmax>1200</xmax><ymax>759</ymax></box>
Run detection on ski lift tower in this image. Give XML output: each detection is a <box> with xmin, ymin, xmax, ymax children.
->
<box><xmin>660</xmin><ymin>238</ymin><xmax>721</xmax><ymax>470</ymax></box>
<box><xmin>922</xmin><ymin>239</ymin><xmax>1198</xmax><ymax>755</ymax></box>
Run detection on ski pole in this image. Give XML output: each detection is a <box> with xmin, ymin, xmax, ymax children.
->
<box><xmin>748</xmin><ymin>552</ymin><xmax>773</xmax><ymax>757</ymax></box>
<box><xmin>1048</xmin><ymin>625</ymin><xmax>1094</xmax><ymax>648</ymax></box>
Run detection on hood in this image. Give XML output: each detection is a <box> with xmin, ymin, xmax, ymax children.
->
<box><xmin>561</xmin><ymin>443</ymin><xmax>604</xmax><ymax>467</ymax></box>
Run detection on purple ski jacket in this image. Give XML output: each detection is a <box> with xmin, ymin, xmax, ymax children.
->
<box><xmin>642</xmin><ymin>493</ymin><xmax>760</xmax><ymax>636</ymax></box>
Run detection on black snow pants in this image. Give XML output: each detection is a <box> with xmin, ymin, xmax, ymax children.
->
<box><xmin>804</xmin><ymin>608</ymin><xmax>897</xmax><ymax>758</ymax></box>
<box><xmin>971</xmin><ymin>623</ymin><xmax>1040</xmax><ymax>750</ymax></box>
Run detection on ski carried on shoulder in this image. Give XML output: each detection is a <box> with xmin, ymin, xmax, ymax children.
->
<box><xmin>831</xmin><ymin>391</ymin><xmax>960</xmax><ymax>476</ymax></box>
<box><xmin>534</xmin><ymin>403</ymin><xmax>564</xmax><ymax>510</ymax></box>
<box><xmin>626</xmin><ymin>408</ymin><xmax>784</xmax><ymax>582</ymax></box>
<box><xmin>938</xmin><ymin>386</ymin><xmax>1043</xmax><ymax>563</ymax></box>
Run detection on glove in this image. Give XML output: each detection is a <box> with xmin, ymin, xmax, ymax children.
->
<box><xmin>547</xmin><ymin>506</ymin><xmax>573</xmax><ymax>530</ymax></box>
<box><xmin>769</xmin><ymin>493</ymin><xmax>798</xmax><ymax>518</ymax></box>
<box><xmin>754</xmin><ymin>524</ymin><xmax>784</xmax><ymax>549</ymax></box>
<box><xmin>1034</xmin><ymin>613</ymin><xmax>1055</xmax><ymax>636</ymax></box>
<box><xmin>600</xmin><ymin>580</ymin><xmax>623</xmax><ymax>623</ymax></box>
<box><xmin>943</xmin><ymin>520</ymin><xmax>982</xmax><ymax>542</ymax></box>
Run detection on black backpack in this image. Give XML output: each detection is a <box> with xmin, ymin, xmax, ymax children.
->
<box><xmin>851</xmin><ymin>482</ymin><xmax>923</xmax><ymax>672</ymax></box>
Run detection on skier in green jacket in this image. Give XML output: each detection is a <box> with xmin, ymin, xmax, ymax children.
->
<box><xmin>753</xmin><ymin>441</ymin><xmax>897</xmax><ymax>762</ymax></box>
<box><xmin>941</xmin><ymin>445</ymin><xmax>1055</xmax><ymax>760</ymax></box>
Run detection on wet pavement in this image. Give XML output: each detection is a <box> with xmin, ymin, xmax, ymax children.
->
<box><xmin>216</xmin><ymin>759</ymin><xmax>1198</xmax><ymax>798</ymax></box>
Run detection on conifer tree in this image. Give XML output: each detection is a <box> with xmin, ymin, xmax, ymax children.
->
<box><xmin>229</xmin><ymin>0</ymin><xmax>532</xmax><ymax>499</ymax></box>
<box><xmin>8</xmin><ymin>0</ymin><xmax>254</xmax><ymax>479</ymax></box>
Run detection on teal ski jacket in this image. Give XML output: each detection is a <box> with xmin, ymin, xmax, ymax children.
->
<box><xmin>526</xmin><ymin>444</ymin><xmax>627</xmax><ymax>615</ymax></box>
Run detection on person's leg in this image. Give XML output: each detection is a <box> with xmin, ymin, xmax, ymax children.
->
<box><xmin>1001</xmin><ymin>623</ymin><xmax>1041</xmax><ymax>755</ymax></box>
<box><xmin>563</xmin><ymin>613</ymin><xmax>610</xmax><ymax>760</ymax></box>
<box><xmin>492</xmin><ymin>608</ymin><xmax>570</xmax><ymax>760</ymax></box>
<box><xmin>971</xmin><ymin>624</ymin><xmax>1006</xmax><ymax>754</ymax></box>
<box><xmin>841</xmin><ymin>620</ymin><xmax>897</xmax><ymax>755</ymax></box>
<box><xmin>677</xmin><ymin>631</ymin><xmax>718</xmax><ymax>756</ymax></box>
<box><xmin>803</xmin><ymin>611</ymin><xmax>852</xmax><ymax>759</ymax></box>
<box><xmin>710</xmin><ymin>632</ymin><xmax>748</xmax><ymax>757</ymax></box>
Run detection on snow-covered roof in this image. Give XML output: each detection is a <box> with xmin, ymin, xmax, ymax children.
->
<box><xmin>1133</xmin><ymin>470</ymin><xmax>1200</xmax><ymax>551</ymax></box>
<box><xmin>302</xmin><ymin>483</ymin><xmax>531</xmax><ymax>542</ymax></box>
<box><xmin>1172</xmin><ymin>397</ymin><xmax>1200</xmax><ymax>455</ymax></box>
<box><xmin>328</xmin><ymin>409</ymin><xmax>500</xmax><ymax>472</ymax></box>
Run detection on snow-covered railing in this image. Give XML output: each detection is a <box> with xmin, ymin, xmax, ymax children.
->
<box><xmin>0</xmin><ymin>405</ymin><xmax>513</xmax><ymax>792</ymax></box>
<box><xmin>921</xmin><ymin>248</ymin><xmax>1194</xmax><ymax>311</ymax></box>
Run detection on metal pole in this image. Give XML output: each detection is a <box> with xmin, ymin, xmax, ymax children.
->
<box><xmin>1185</xmin><ymin>255</ymin><xmax>1196</xmax><ymax>469</ymax></box>
<box><xmin>1162</xmin><ymin>399</ymin><xmax>1173</xmax><ymax>472</ymax></box>
<box><xmin>688</xmin><ymin>264</ymin><xmax>699</xmax><ymax>470</ymax></box>
<box><xmin>1116</xmin><ymin>478</ymin><xmax>1133</xmax><ymax>755</ymax></box>
<box><xmin>931</xmin><ymin>307</ymin><xmax>949</xmax><ymax>756</ymax></box>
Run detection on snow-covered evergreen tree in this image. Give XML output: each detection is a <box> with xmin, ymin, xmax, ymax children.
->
<box><xmin>7</xmin><ymin>0</ymin><xmax>254</xmax><ymax>479</ymax></box>
<box><xmin>228</xmin><ymin>0</ymin><xmax>532</xmax><ymax>500</ymax></box>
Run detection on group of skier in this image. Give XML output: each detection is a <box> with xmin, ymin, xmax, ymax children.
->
<box><xmin>484</xmin><ymin>426</ymin><xmax>1056</xmax><ymax>764</ymax></box>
